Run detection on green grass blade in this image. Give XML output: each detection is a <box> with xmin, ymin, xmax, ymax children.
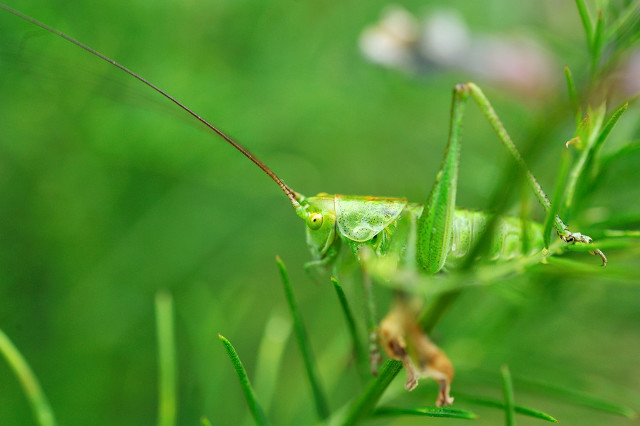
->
<box><xmin>456</xmin><ymin>394</ymin><xmax>558</xmax><ymax>423</ymax></box>
<box><xmin>252</xmin><ymin>312</ymin><xmax>292</xmax><ymax>413</ymax></box>
<box><xmin>515</xmin><ymin>377</ymin><xmax>637</xmax><ymax>419</ymax></box>
<box><xmin>592</xmin><ymin>102</ymin><xmax>629</xmax><ymax>161</ymax></box>
<box><xmin>218</xmin><ymin>334</ymin><xmax>270</xmax><ymax>426</ymax></box>
<box><xmin>501</xmin><ymin>365</ymin><xmax>516</xmax><ymax>426</ymax></box>
<box><xmin>563</xmin><ymin>105</ymin><xmax>605</xmax><ymax>215</ymax></box>
<box><xmin>575</xmin><ymin>0</ymin><xmax>594</xmax><ymax>48</ymax></box>
<box><xmin>564</xmin><ymin>65</ymin><xmax>580</xmax><ymax>124</ymax></box>
<box><xmin>543</xmin><ymin>149</ymin><xmax>571</xmax><ymax>248</ymax></box>
<box><xmin>374</xmin><ymin>406</ymin><xmax>477</xmax><ymax>419</ymax></box>
<box><xmin>331</xmin><ymin>277</ymin><xmax>368</xmax><ymax>381</ymax></box>
<box><xmin>339</xmin><ymin>359</ymin><xmax>403</xmax><ymax>426</ymax></box>
<box><xmin>155</xmin><ymin>290</ymin><xmax>177</xmax><ymax>426</ymax></box>
<box><xmin>276</xmin><ymin>256</ymin><xmax>330</xmax><ymax>420</ymax></box>
<box><xmin>605</xmin><ymin>0</ymin><xmax>640</xmax><ymax>40</ymax></box>
<box><xmin>590</xmin><ymin>9</ymin><xmax>605</xmax><ymax>74</ymax></box>
<box><xmin>0</xmin><ymin>327</ymin><xmax>56</xmax><ymax>426</ymax></box>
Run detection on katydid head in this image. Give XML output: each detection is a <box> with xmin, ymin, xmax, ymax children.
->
<box><xmin>298</xmin><ymin>194</ymin><xmax>338</xmax><ymax>259</ymax></box>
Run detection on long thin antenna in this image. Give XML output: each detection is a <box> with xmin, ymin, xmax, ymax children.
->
<box><xmin>0</xmin><ymin>3</ymin><xmax>301</xmax><ymax>209</ymax></box>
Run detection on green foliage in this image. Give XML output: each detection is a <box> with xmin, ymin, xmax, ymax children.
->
<box><xmin>0</xmin><ymin>0</ymin><xmax>638</xmax><ymax>425</ymax></box>
<box><xmin>218</xmin><ymin>335</ymin><xmax>270</xmax><ymax>426</ymax></box>
<box><xmin>155</xmin><ymin>291</ymin><xmax>177</xmax><ymax>426</ymax></box>
<box><xmin>0</xmin><ymin>328</ymin><xmax>56</xmax><ymax>426</ymax></box>
<box><xmin>276</xmin><ymin>256</ymin><xmax>330</xmax><ymax>420</ymax></box>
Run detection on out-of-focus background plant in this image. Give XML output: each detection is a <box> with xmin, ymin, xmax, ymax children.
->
<box><xmin>0</xmin><ymin>0</ymin><xmax>638</xmax><ymax>424</ymax></box>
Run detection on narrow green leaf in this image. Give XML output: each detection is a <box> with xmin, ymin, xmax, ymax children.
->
<box><xmin>502</xmin><ymin>365</ymin><xmax>516</xmax><ymax>426</ymax></box>
<box><xmin>575</xmin><ymin>0</ymin><xmax>594</xmax><ymax>48</ymax></box>
<box><xmin>564</xmin><ymin>65</ymin><xmax>580</xmax><ymax>124</ymax></box>
<box><xmin>252</xmin><ymin>312</ymin><xmax>292</xmax><ymax>413</ymax></box>
<box><xmin>600</xmin><ymin>140</ymin><xmax>640</xmax><ymax>170</ymax></box>
<box><xmin>605</xmin><ymin>0</ymin><xmax>640</xmax><ymax>41</ymax></box>
<box><xmin>276</xmin><ymin>256</ymin><xmax>330</xmax><ymax>420</ymax></box>
<box><xmin>331</xmin><ymin>277</ymin><xmax>368</xmax><ymax>381</ymax></box>
<box><xmin>200</xmin><ymin>417</ymin><xmax>212</xmax><ymax>426</ymax></box>
<box><xmin>590</xmin><ymin>9</ymin><xmax>605</xmax><ymax>74</ymax></box>
<box><xmin>456</xmin><ymin>394</ymin><xmax>558</xmax><ymax>423</ymax></box>
<box><xmin>591</xmin><ymin>102</ymin><xmax>629</xmax><ymax>166</ymax></box>
<box><xmin>543</xmin><ymin>149</ymin><xmax>571</xmax><ymax>248</ymax></box>
<box><xmin>518</xmin><ymin>182</ymin><xmax>532</xmax><ymax>255</ymax></box>
<box><xmin>0</xmin><ymin>328</ymin><xmax>56</xmax><ymax>426</ymax></box>
<box><xmin>340</xmin><ymin>360</ymin><xmax>403</xmax><ymax>426</ymax></box>
<box><xmin>218</xmin><ymin>334</ymin><xmax>270</xmax><ymax>426</ymax></box>
<box><xmin>155</xmin><ymin>290</ymin><xmax>177</xmax><ymax>426</ymax></box>
<box><xmin>374</xmin><ymin>406</ymin><xmax>477</xmax><ymax>419</ymax></box>
<box><xmin>516</xmin><ymin>377</ymin><xmax>637</xmax><ymax>419</ymax></box>
<box><xmin>563</xmin><ymin>105</ymin><xmax>606</xmax><ymax>216</ymax></box>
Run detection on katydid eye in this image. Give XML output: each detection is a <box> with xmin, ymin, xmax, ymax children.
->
<box><xmin>308</xmin><ymin>212</ymin><xmax>323</xmax><ymax>230</ymax></box>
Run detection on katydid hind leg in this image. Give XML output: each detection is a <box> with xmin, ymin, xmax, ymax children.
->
<box><xmin>417</xmin><ymin>84</ymin><xmax>469</xmax><ymax>274</ymax></box>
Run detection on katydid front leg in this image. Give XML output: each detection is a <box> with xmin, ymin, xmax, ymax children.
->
<box><xmin>418</xmin><ymin>83</ymin><xmax>606</xmax><ymax>272</ymax></box>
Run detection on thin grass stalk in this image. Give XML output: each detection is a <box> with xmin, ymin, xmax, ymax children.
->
<box><xmin>575</xmin><ymin>0</ymin><xmax>594</xmax><ymax>49</ymax></box>
<box><xmin>543</xmin><ymin>149</ymin><xmax>572</xmax><ymax>248</ymax></box>
<box><xmin>218</xmin><ymin>334</ymin><xmax>270</xmax><ymax>426</ymax></box>
<box><xmin>340</xmin><ymin>359</ymin><xmax>403</xmax><ymax>426</ymax></box>
<box><xmin>590</xmin><ymin>10</ymin><xmax>605</xmax><ymax>78</ymax></box>
<box><xmin>515</xmin><ymin>376</ymin><xmax>637</xmax><ymax>418</ymax></box>
<box><xmin>455</xmin><ymin>393</ymin><xmax>558</xmax><ymax>423</ymax></box>
<box><xmin>591</xmin><ymin>102</ymin><xmax>629</xmax><ymax>166</ymax></box>
<box><xmin>374</xmin><ymin>406</ymin><xmax>477</xmax><ymax>419</ymax></box>
<box><xmin>0</xmin><ymin>328</ymin><xmax>56</xmax><ymax>426</ymax></box>
<box><xmin>251</xmin><ymin>312</ymin><xmax>291</xmax><ymax>413</ymax></box>
<box><xmin>501</xmin><ymin>365</ymin><xmax>516</xmax><ymax>426</ymax></box>
<box><xmin>564</xmin><ymin>65</ymin><xmax>581</xmax><ymax>127</ymax></box>
<box><xmin>275</xmin><ymin>256</ymin><xmax>330</xmax><ymax>420</ymax></box>
<box><xmin>331</xmin><ymin>277</ymin><xmax>368</xmax><ymax>381</ymax></box>
<box><xmin>155</xmin><ymin>290</ymin><xmax>177</xmax><ymax>426</ymax></box>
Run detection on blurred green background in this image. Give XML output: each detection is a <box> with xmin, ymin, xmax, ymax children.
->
<box><xmin>0</xmin><ymin>0</ymin><xmax>638</xmax><ymax>425</ymax></box>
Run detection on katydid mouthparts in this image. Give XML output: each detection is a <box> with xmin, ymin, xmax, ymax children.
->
<box><xmin>1</xmin><ymin>3</ymin><xmax>609</xmax><ymax>408</ymax></box>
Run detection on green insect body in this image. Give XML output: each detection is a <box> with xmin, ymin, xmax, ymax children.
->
<box><xmin>301</xmin><ymin>194</ymin><xmax>545</xmax><ymax>274</ymax></box>
<box><xmin>1</xmin><ymin>3</ymin><xmax>615</xmax><ymax>411</ymax></box>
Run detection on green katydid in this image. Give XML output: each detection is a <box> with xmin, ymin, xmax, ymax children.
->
<box><xmin>1</xmin><ymin>3</ymin><xmax>613</xmax><ymax>409</ymax></box>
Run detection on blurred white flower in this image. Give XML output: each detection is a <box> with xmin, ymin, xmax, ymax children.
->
<box><xmin>359</xmin><ymin>5</ymin><xmax>419</xmax><ymax>71</ymax></box>
<box><xmin>359</xmin><ymin>5</ymin><xmax>558</xmax><ymax>96</ymax></box>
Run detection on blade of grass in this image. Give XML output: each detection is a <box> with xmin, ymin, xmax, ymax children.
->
<box><xmin>563</xmin><ymin>105</ymin><xmax>605</xmax><ymax>215</ymax></box>
<box><xmin>251</xmin><ymin>312</ymin><xmax>292</xmax><ymax>413</ymax></box>
<box><xmin>374</xmin><ymin>406</ymin><xmax>477</xmax><ymax>419</ymax></box>
<box><xmin>589</xmin><ymin>102</ymin><xmax>629</xmax><ymax>180</ymax></box>
<box><xmin>564</xmin><ymin>65</ymin><xmax>580</xmax><ymax>125</ymax></box>
<box><xmin>339</xmin><ymin>359</ymin><xmax>403</xmax><ymax>426</ymax></box>
<box><xmin>590</xmin><ymin>9</ymin><xmax>605</xmax><ymax>76</ymax></box>
<box><xmin>575</xmin><ymin>0</ymin><xmax>594</xmax><ymax>49</ymax></box>
<box><xmin>218</xmin><ymin>334</ymin><xmax>270</xmax><ymax>426</ymax></box>
<box><xmin>276</xmin><ymin>256</ymin><xmax>330</xmax><ymax>420</ymax></box>
<box><xmin>518</xmin><ymin>181</ymin><xmax>532</xmax><ymax>255</ymax></box>
<box><xmin>543</xmin><ymin>149</ymin><xmax>571</xmax><ymax>248</ymax></box>
<box><xmin>501</xmin><ymin>365</ymin><xmax>516</xmax><ymax>426</ymax></box>
<box><xmin>0</xmin><ymin>327</ymin><xmax>56</xmax><ymax>426</ymax></box>
<box><xmin>455</xmin><ymin>393</ymin><xmax>558</xmax><ymax>423</ymax></box>
<box><xmin>155</xmin><ymin>290</ymin><xmax>177</xmax><ymax>426</ymax></box>
<box><xmin>605</xmin><ymin>0</ymin><xmax>640</xmax><ymax>40</ymax></box>
<box><xmin>515</xmin><ymin>376</ymin><xmax>637</xmax><ymax>419</ymax></box>
<box><xmin>331</xmin><ymin>277</ymin><xmax>368</xmax><ymax>381</ymax></box>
